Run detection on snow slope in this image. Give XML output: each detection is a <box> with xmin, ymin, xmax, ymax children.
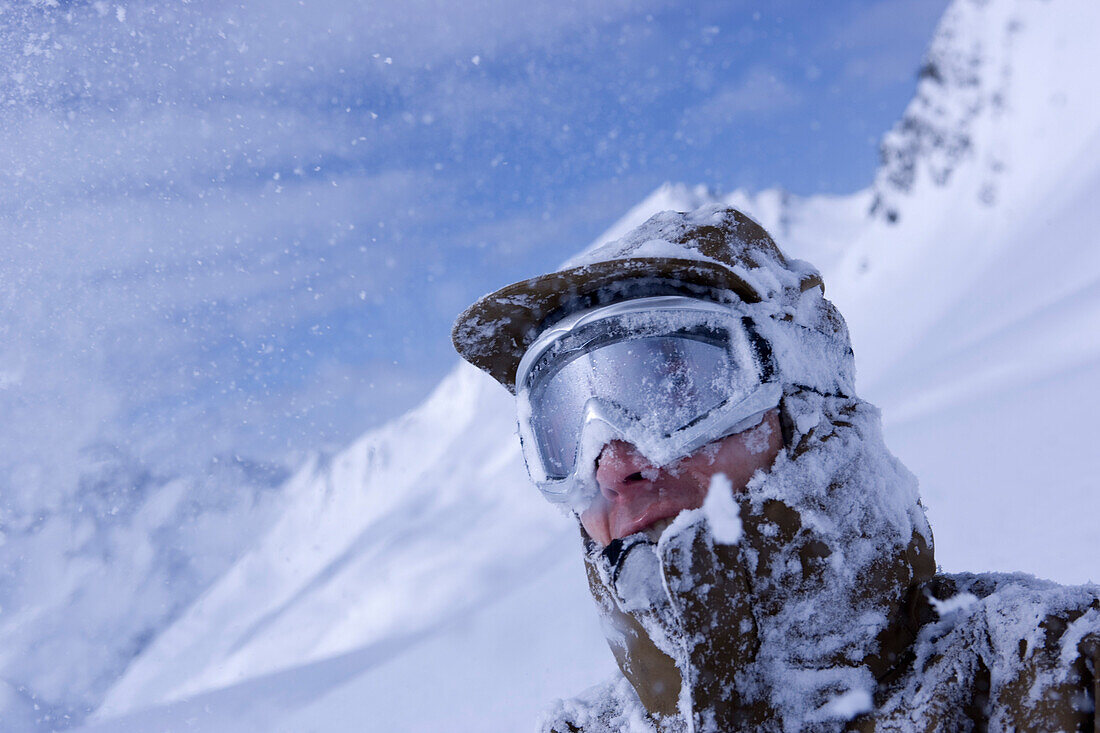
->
<box><xmin>0</xmin><ymin>451</ymin><xmax>287</xmax><ymax>731</ymax></box>
<box><xmin>827</xmin><ymin>0</ymin><xmax>1100</xmax><ymax>585</ymax></box>
<box><xmin>78</xmin><ymin>0</ymin><xmax>1100</xmax><ymax>730</ymax></box>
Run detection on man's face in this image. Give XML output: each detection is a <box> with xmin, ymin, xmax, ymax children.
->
<box><xmin>580</xmin><ymin>409</ymin><xmax>783</xmax><ymax>546</ymax></box>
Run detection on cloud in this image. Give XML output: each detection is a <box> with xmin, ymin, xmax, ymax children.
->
<box><xmin>678</xmin><ymin>66</ymin><xmax>802</xmax><ymax>143</ymax></box>
<box><xmin>0</xmin><ymin>0</ymin><xmax>695</xmax><ymax>493</ymax></box>
<box><xmin>0</xmin><ymin>0</ymin><xmax>676</xmax><ymax>105</ymax></box>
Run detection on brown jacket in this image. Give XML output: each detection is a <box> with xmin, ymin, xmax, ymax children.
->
<box><xmin>542</xmin><ymin>392</ymin><xmax>1100</xmax><ymax>732</ymax></box>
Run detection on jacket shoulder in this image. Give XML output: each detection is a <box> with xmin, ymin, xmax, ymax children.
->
<box><xmin>867</xmin><ymin>572</ymin><xmax>1100</xmax><ymax>731</ymax></box>
<box><xmin>958</xmin><ymin>573</ymin><xmax>1100</xmax><ymax>730</ymax></box>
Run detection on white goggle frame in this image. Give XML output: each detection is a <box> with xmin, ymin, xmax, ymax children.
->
<box><xmin>515</xmin><ymin>296</ymin><xmax>781</xmax><ymax>506</ymax></box>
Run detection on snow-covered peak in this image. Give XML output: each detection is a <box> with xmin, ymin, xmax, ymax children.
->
<box><xmin>870</xmin><ymin>0</ymin><xmax>1037</xmax><ymax>223</ymax></box>
<box><xmin>579</xmin><ymin>182</ymin><xmax>725</xmax><ymax>254</ymax></box>
<box><xmin>833</xmin><ymin>0</ymin><xmax>1100</xmax><ymax>389</ymax></box>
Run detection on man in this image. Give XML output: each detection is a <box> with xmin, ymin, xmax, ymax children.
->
<box><xmin>452</xmin><ymin>206</ymin><xmax>1099</xmax><ymax>731</ymax></box>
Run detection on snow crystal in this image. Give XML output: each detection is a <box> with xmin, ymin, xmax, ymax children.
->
<box><xmin>818</xmin><ymin>687</ymin><xmax>873</xmax><ymax>719</ymax></box>
<box><xmin>539</xmin><ymin>675</ymin><xmax>657</xmax><ymax>733</ymax></box>
<box><xmin>657</xmin><ymin>506</ymin><xmax>703</xmax><ymax>554</ymax></box>
<box><xmin>613</xmin><ymin>541</ymin><xmax>667</xmax><ymax>613</ymax></box>
<box><xmin>701</xmin><ymin>473</ymin><xmax>742</xmax><ymax>544</ymax></box>
<box><xmin>743</xmin><ymin>414</ymin><xmax>774</xmax><ymax>455</ymax></box>
<box><xmin>794</xmin><ymin>407</ymin><xmax>820</xmax><ymax>436</ymax></box>
<box><xmin>927</xmin><ymin>590</ymin><xmax>979</xmax><ymax>618</ymax></box>
<box><xmin>624</xmin><ymin>237</ymin><xmax>704</xmax><ymax>260</ymax></box>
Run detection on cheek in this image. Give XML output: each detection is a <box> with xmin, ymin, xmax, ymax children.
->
<box><xmin>711</xmin><ymin>450</ymin><xmax>760</xmax><ymax>486</ymax></box>
<box><xmin>742</xmin><ymin>412</ymin><xmax>781</xmax><ymax>456</ymax></box>
<box><xmin>743</xmin><ymin>425</ymin><xmax>773</xmax><ymax>456</ymax></box>
<box><xmin>706</xmin><ymin>431</ymin><xmax>781</xmax><ymax>487</ymax></box>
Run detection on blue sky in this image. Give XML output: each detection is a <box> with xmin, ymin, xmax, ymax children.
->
<box><xmin>0</xmin><ymin>0</ymin><xmax>948</xmax><ymax>490</ymax></box>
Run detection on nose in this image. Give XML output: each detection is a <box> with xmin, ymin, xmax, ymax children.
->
<box><xmin>595</xmin><ymin>440</ymin><xmax>656</xmax><ymax>501</ymax></box>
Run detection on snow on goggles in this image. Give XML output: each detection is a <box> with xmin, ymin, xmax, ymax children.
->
<box><xmin>515</xmin><ymin>296</ymin><xmax>781</xmax><ymax>505</ymax></box>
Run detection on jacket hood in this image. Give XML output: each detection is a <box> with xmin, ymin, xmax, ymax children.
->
<box><xmin>579</xmin><ymin>390</ymin><xmax>936</xmax><ymax>731</ymax></box>
<box><xmin>452</xmin><ymin>205</ymin><xmax>846</xmax><ymax>394</ymax></box>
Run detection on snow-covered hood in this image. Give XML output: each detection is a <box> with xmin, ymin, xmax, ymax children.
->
<box><xmin>453</xmin><ymin>205</ymin><xmax>854</xmax><ymax>398</ymax></box>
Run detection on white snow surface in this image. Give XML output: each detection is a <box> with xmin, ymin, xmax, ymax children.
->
<box><xmin>701</xmin><ymin>473</ymin><xmax>743</xmax><ymax>545</ymax></box>
<box><xmin>819</xmin><ymin>688</ymin><xmax>874</xmax><ymax>721</ymax></box>
<box><xmin>63</xmin><ymin>0</ymin><xmax>1100</xmax><ymax>730</ymax></box>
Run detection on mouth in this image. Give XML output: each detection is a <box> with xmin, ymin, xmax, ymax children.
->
<box><xmin>613</xmin><ymin>497</ymin><xmax>699</xmax><ymax>543</ymax></box>
<box><xmin>640</xmin><ymin>515</ymin><xmax>677</xmax><ymax>543</ymax></box>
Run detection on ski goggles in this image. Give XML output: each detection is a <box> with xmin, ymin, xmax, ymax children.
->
<box><xmin>516</xmin><ymin>296</ymin><xmax>782</xmax><ymax>505</ymax></box>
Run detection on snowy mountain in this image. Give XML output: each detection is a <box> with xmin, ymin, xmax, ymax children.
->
<box><xmin>0</xmin><ymin>448</ymin><xmax>287</xmax><ymax>730</ymax></box>
<box><xmin>51</xmin><ymin>0</ymin><xmax>1100</xmax><ymax>730</ymax></box>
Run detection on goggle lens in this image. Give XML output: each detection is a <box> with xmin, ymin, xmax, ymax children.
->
<box><xmin>525</xmin><ymin>325</ymin><xmax>756</xmax><ymax>480</ymax></box>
